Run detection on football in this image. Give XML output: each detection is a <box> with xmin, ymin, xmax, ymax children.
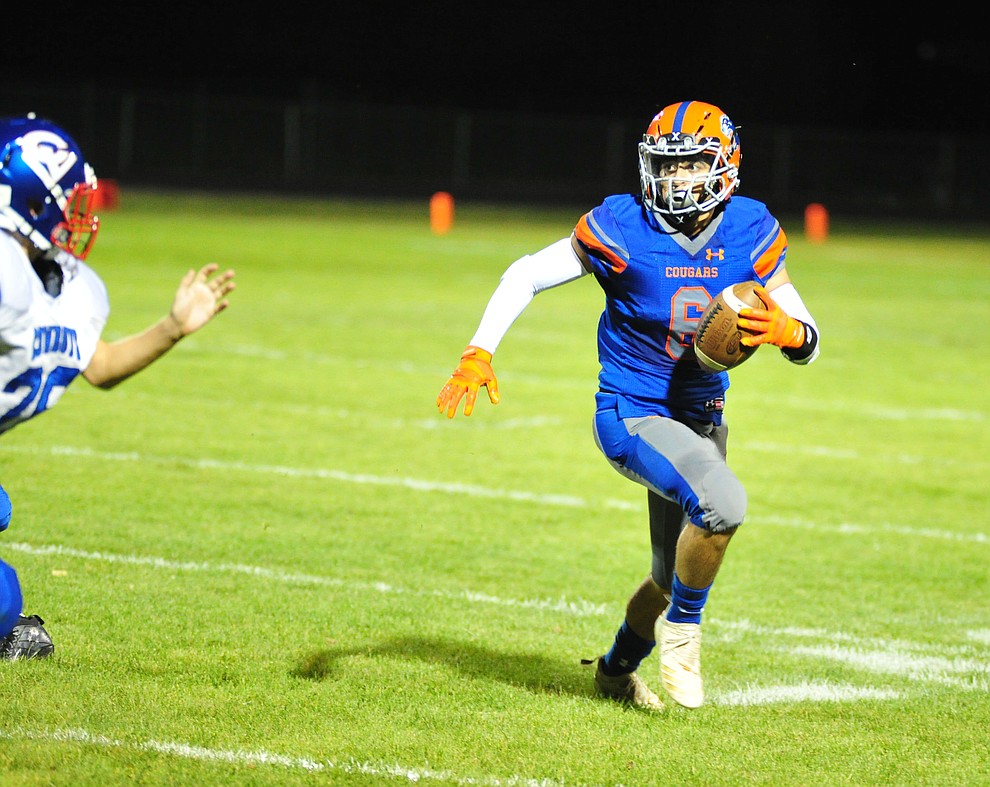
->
<box><xmin>693</xmin><ymin>281</ymin><xmax>764</xmax><ymax>373</ymax></box>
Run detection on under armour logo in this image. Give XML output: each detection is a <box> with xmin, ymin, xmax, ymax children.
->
<box><xmin>705</xmin><ymin>248</ymin><xmax>724</xmax><ymax>261</ymax></box>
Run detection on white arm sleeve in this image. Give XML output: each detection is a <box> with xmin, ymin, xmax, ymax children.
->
<box><xmin>767</xmin><ymin>282</ymin><xmax>820</xmax><ymax>364</ymax></box>
<box><xmin>768</xmin><ymin>282</ymin><xmax>816</xmax><ymax>330</ymax></box>
<box><xmin>469</xmin><ymin>237</ymin><xmax>587</xmax><ymax>353</ymax></box>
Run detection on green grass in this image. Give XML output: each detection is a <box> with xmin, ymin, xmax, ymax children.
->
<box><xmin>1</xmin><ymin>190</ymin><xmax>988</xmax><ymax>786</ymax></box>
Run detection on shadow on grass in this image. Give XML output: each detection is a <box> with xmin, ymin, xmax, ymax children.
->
<box><xmin>291</xmin><ymin>635</ymin><xmax>594</xmax><ymax>699</ymax></box>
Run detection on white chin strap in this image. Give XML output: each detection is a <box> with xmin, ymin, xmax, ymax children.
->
<box><xmin>0</xmin><ymin>207</ymin><xmax>53</xmax><ymax>251</ymax></box>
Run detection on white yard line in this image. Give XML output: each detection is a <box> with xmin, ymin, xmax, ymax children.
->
<box><xmin>785</xmin><ymin>646</ymin><xmax>990</xmax><ymax>692</ymax></box>
<box><xmin>713</xmin><ymin>682</ymin><xmax>901</xmax><ymax>706</ymax></box>
<box><xmin>1</xmin><ymin>540</ymin><xmax>987</xmax><ymax>777</ymax></box>
<box><xmin>4</xmin><ymin>541</ymin><xmax>988</xmax><ymax>687</ymax></box>
<box><xmin>1</xmin><ymin>443</ymin><xmax>641</xmax><ymax>511</ymax></box>
<box><xmin>0</xmin><ymin>728</ymin><xmax>567</xmax><ymax>786</ymax></box>
<box><xmin>757</xmin><ymin>514</ymin><xmax>990</xmax><ymax>545</ymax></box>
<box><xmin>72</xmin><ymin>344</ymin><xmax>990</xmax><ymax>424</ymax></box>
<box><xmin>3</xmin><ymin>444</ymin><xmax>988</xmax><ymax>544</ymax></box>
<box><xmin>2</xmin><ymin>540</ymin><xmax>609</xmax><ymax>617</ymax></box>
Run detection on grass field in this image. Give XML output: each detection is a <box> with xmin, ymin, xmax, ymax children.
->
<box><xmin>1</xmin><ymin>191</ymin><xmax>988</xmax><ymax>786</ymax></box>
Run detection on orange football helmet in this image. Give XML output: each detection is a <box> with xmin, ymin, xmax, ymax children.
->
<box><xmin>638</xmin><ymin>101</ymin><xmax>741</xmax><ymax>223</ymax></box>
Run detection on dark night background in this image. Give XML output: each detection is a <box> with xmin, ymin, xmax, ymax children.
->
<box><xmin>5</xmin><ymin>3</ymin><xmax>981</xmax><ymax>131</ymax></box>
<box><xmin>2</xmin><ymin>3</ymin><xmax>986</xmax><ymax>217</ymax></box>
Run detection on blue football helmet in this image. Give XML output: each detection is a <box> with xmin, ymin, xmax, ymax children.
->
<box><xmin>0</xmin><ymin>114</ymin><xmax>100</xmax><ymax>259</ymax></box>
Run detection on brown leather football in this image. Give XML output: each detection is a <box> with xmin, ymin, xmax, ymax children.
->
<box><xmin>693</xmin><ymin>281</ymin><xmax>763</xmax><ymax>372</ymax></box>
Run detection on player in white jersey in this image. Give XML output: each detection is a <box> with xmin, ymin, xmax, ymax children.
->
<box><xmin>0</xmin><ymin>232</ymin><xmax>109</xmax><ymax>432</ymax></box>
<box><xmin>0</xmin><ymin>114</ymin><xmax>236</xmax><ymax>659</ymax></box>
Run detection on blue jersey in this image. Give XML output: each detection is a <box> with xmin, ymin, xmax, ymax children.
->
<box><xmin>574</xmin><ymin>194</ymin><xmax>787</xmax><ymax>423</ymax></box>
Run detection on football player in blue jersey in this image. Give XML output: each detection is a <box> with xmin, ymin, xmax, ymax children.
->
<box><xmin>0</xmin><ymin>482</ymin><xmax>52</xmax><ymax>659</ymax></box>
<box><xmin>438</xmin><ymin>101</ymin><xmax>819</xmax><ymax>709</ymax></box>
<box><xmin>0</xmin><ymin>483</ymin><xmax>24</xmax><ymax>650</ymax></box>
<box><xmin>0</xmin><ymin>114</ymin><xmax>236</xmax><ymax>659</ymax></box>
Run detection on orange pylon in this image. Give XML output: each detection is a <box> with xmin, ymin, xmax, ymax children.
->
<box><xmin>430</xmin><ymin>192</ymin><xmax>454</xmax><ymax>235</ymax></box>
<box><xmin>804</xmin><ymin>203</ymin><xmax>828</xmax><ymax>244</ymax></box>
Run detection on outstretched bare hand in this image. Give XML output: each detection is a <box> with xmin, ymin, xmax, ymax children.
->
<box><xmin>168</xmin><ymin>263</ymin><xmax>236</xmax><ymax>338</ymax></box>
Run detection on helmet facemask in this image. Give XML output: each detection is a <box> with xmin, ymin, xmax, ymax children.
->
<box><xmin>51</xmin><ymin>178</ymin><xmax>99</xmax><ymax>259</ymax></box>
<box><xmin>639</xmin><ymin>134</ymin><xmax>738</xmax><ymax>223</ymax></box>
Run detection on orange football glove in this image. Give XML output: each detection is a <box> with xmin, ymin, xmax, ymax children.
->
<box><xmin>436</xmin><ymin>345</ymin><xmax>500</xmax><ymax>418</ymax></box>
<box><xmin>737</xmin><ymin>285</ymin><xmax>806</xmax><ymax>349</ymax></box>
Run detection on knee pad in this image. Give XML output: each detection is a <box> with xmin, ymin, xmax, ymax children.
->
<box><xmin>700</xmin><ymin>466</ymin><xmax>747</xmax><ymax>533</ymax></box>
<box><xmin>0</xmin><ymin>561</ymin><xmax>23</xmax><ymax>638</ymax></box>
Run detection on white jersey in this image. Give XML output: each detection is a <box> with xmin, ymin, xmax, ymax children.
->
<box><xmin>0</xmin><ymin>232</ymin><xmax>109</xmax><ymax>434</ymax></box>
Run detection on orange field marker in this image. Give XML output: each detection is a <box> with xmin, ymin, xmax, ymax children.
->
<box><xmin>92</xmin><ymin>179</ymin><xmax>121</xmax><ymax>210</ymax></box>
<box><xmin>430</xmin><ymin>191</ymin><xmax>454</xmax><ymax>234</ymax></box>
<box><xmin>804</xmin><ymin>203</ymin><xmax>828</xmax><ymax>243</ymax></box>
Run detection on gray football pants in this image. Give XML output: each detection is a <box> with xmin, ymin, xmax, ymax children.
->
<box><xmin>593</xmin><ymin>407</ymin><xmax>747</xmax><ymax>589</ymax></box>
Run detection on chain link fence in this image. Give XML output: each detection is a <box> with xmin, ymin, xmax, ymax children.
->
<box><xmin>2</xmin><ymin>83</ymin><xmax>984</xmax><ymax>221</ymax></box>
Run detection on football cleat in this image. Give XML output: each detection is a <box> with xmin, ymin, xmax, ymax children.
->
<box><xmin>585</xmin><ymin>656</ymin><xmax>664</xmax><ymax>710</ymax></box>
<box><xmin>638</xmin><ymin>100</ymin><xmax>741</xmax><ymax>224</ymax></box>
<box><xmin>658</xmin><ymin>615</ymin><xmax>703</xmax><ymax>708</ymax></box>
<box><xmin>0</xmin><ymin>614</ymin><xmax>55</xmax><ymax>660</ymax></box>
